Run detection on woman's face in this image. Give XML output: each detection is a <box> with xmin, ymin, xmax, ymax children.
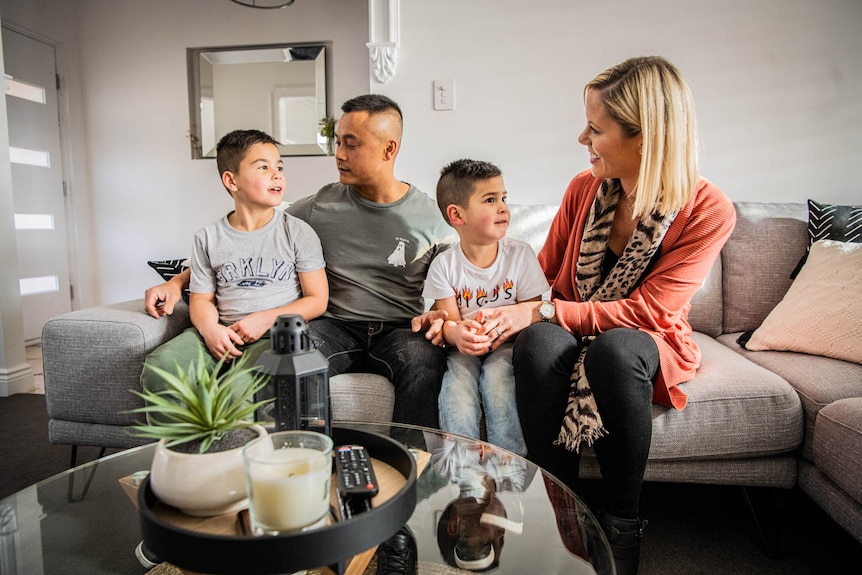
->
<box><xmin>578</xmin><ymin>88</ymin><xmax>643</xmax><ymax>193</ymax></box>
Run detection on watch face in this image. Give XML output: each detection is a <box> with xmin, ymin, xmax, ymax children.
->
<box><xmin>540</xmin><ymin>302</ymin><xmax>554</xmax><ymax>319</ymax></box>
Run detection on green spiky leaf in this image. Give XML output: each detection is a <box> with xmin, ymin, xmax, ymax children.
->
<box><xmin>126</xmin><ymin>349</ymin><xmax>273</xmax><ymax>454</ymax></box>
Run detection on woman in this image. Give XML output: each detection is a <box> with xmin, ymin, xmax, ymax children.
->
<box><xmin>447</xmin><ymin>56</ymin><xmax>736</xmax><ymax>574</ymax></box>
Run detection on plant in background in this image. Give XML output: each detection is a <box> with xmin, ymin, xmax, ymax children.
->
<box><xmin>129</xmin><ymin>350</ymin><xmax>273</xmax><ymax>454</ymax></box>
<box><xmin>319</xmin><ymin>115</ymin><xmax>336</xmax><ymax>156</ymax></box>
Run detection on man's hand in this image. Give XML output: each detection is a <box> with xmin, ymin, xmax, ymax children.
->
<box><xmin>144</xmin><ymin>282</ymin><xmax>181</xmax><ymax>318</ymax></box>
<box><xmin>411</xmin><ymin>309</ymin><xmax>449</xmax><ymax>347</ymax></box>
<box><xmin>144</xmin><ymin>269</ymin><xmax>190</xmax><ymax>318</ymax></box>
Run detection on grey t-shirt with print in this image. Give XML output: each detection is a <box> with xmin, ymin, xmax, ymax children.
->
<box><xmin>190</xmin><ymin>209</ymin><xmax>325</xmax><ymax>326</ymax></box>
<box><xmin>288</xmin><ymin>182</ymin><xmax>455</xmax><ymax>322</ymax></box>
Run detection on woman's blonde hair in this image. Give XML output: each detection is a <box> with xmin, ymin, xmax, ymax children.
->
<box><xmin>586</xmin><ymin>56</ymin><xmax>699</xmax><ymax>217</ymax></box>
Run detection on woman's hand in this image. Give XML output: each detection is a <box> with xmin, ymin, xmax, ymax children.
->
<box><xmin>476</xmin><ymin>302</ymin><xmax>540</xmax><ymax>351</ymax></box>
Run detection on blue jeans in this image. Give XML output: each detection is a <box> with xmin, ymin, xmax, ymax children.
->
<box><xmin>307</xmin><ymin>317</ymin><xmax>446</xmax><ymax>428</ymax></box>
<box><xmin>439</xmin><ymin>342</ymin><xmax>527</xmax><ymax>456</ymax></box>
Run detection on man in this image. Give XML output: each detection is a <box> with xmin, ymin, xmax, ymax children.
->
<box><xmin>145</xmin><ymin>94</ymin><xmax>455</xmax><ymax>428</ymax></box>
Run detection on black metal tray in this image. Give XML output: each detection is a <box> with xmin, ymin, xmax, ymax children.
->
<box><xmin>138</xmin><ymin>426</ymin><xmax>417</xmax><ymax>575</ymax></box>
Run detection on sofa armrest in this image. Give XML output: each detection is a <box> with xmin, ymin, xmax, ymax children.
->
<box><xmin>41</xmin><ymin>299</ymin><xmax>191</xmax><ymax>429</ymax></box>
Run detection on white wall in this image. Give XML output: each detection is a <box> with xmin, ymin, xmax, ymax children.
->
<box><xmin>1</xmin><ymin>0</ymin><xmax>861</xmax><ymax>310</ymax></box>
<box><xmin>380</xmin><ymin>0</ymin><xmax>862</xmax><ymax>208</ymax></box>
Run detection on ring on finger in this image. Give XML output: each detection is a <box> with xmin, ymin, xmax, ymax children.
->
<box><xmin>493</xmin><ymin>328</ymin><xmax>502</xmax><ymax>337</ymax></box>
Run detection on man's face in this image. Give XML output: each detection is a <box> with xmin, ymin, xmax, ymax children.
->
<box><xmin>333</xmin><ymin>110</ymin><xmax>395</xmax><ymax>190</ymax></box>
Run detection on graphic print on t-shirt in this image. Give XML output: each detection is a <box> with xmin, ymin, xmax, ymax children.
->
<box><xmin>456</xmin><ymin>278</ymin><xmax>515</xmax><ymax>312</ymax></box>
<box><xmin>387</xmin><ymin>238</ymin><xmax>408</xmax><ymax>267</ymax></box>
<box><xmin>216</xmin><ymin>256</ymin><xmax>295</xmax><ymax>287</ymax></box>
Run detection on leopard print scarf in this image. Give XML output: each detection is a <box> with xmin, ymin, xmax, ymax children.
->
<box><xmin>556</xmin><ymin>180</ymin><xmax>676</xmax><ymax>452</ymax></box>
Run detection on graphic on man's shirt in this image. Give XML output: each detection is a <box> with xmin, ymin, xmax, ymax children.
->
<box><xmin>216</xmin><ymin>257</ymin><xmax>294</xmax><ymax>286</ymax></box>
<box><xmin>387</xmin><ymin>238</ymin><xmax>408</xmax><ymax>267</ymax></box>
<box><xmin>455</xmin><ymin>279</ymin><xmax>515</xmax><ymax>311</ymax></box>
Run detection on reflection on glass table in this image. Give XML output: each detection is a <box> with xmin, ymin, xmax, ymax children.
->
<box><xmin>0</xmin><ymin>422</ymin><xmax>612</xmax><ymax>575</ymax></box>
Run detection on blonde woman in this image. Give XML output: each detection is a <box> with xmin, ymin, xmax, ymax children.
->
<box><xmin>437</xmin><ymin>56</ymin><xmax>737</xmax><ymax>574</ymax></box>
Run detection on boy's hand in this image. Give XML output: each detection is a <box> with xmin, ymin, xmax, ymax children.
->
<box><xmin>200</xmin><ymin>324</ymin><xmax>245</xmax><ymax>360</ymax></box>
<box><xmin>411</xmin><ymin>309</ymin><xmax>449</xmax><ymax>347</ymax></box>
<box><xmin>449</xmin><ymin>319</ymin><xmax>494</xmax><ymax>356</ymax></box>
<box><xmin>229</xmin><ymin>312</ymin><xmax>271</xmax><ymax>346</ymax></box>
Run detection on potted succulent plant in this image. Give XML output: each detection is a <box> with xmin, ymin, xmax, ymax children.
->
<box><xmin>129</xmin><ymin>350</ymin><xmax>273</xmax><ymax>517</ymax></box>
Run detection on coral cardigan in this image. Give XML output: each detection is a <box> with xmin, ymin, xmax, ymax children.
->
<box><xmin>539</xmin><ymin>170</ymin><xmax>736</xmax><ymax>409</ymax></box>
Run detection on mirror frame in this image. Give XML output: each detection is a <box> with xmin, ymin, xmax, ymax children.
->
<box><xmin>186</xmin><ymin>42</ymin><xmax>330</xmax><ymax>159</ymax></box>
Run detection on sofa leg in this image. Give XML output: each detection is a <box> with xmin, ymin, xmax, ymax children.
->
<box><xmin>67</xmin><ymin>445</ymin><xmax>107</xmax><ymax>502</ymax></box>
<box><xmin>740</xmin><ymin>486</ymin><xmax>785</xmax><ymax>558</ymax></box>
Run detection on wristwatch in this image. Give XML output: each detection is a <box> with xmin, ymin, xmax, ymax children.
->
<box><xmin>539</xmin><ymin>300</ymin><xmax>556</xmax><ymax>322</ymax></box>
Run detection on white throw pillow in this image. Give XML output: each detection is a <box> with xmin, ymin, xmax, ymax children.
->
<box><xmin>744</xmin><ymin>239</ymin><xmax>862</xmax><ymax>364</ymax></box>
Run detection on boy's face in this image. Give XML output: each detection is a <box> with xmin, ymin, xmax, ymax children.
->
<box><xmin>456</xmin><ymin>176</ymin><xmax>509</xmax><ymax>242</ymax></box>
<box><xmin>222</xmin><ymin>142</ymin><xmax>284</xmax><ymax>208</ymax></box>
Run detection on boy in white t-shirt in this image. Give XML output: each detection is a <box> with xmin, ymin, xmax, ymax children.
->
<box><xmin>422</xmin><ymin>159</ymin><xmax>549</xmax><ymax>455</ymax></box>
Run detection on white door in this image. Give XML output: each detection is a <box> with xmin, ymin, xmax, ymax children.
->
<box><xmin>3</xmin><ymin>27</ymin><xmax>72</xmax><ymax>343</ymax></box>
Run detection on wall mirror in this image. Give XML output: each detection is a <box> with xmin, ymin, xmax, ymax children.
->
<box><xmin>187</xmin><ymin>43</ymin><xmax>329</xmax><ymax>159</ymax></box>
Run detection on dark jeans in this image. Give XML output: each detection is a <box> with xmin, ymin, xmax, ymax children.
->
<box><xmin>513</xmin><ymin>324</ymin><xmax>659</xmax><ymax>519</ymax></box>
<box><xmin>308</xmin><ymin>317</ymin><xmax>446</xmax><ymax>428</ymax></box>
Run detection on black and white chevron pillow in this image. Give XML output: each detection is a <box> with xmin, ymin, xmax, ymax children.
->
<box><xmin>147</xmin><ymin>259</ymin><xmax>190</xmax><ymax>303</ymax></box>
<box><xmin>791</xmin><ymin>200</ymin><xmax>862</xmax><ymax>278</ymax></box>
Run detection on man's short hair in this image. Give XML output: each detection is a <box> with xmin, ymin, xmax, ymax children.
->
<box><xmin>216</xmin><ymin>129</ymin><xmax>280</xmax><ymax>177</ymax></box>
<box><xmin>341</xmin><ymin>94</ymin><xmax>403</xmax><ymax>120</ymax></box>
<box><xmin>436</xmin><ymin>159</ymin><xmax>503</xmax><ymax>224</ymax></box>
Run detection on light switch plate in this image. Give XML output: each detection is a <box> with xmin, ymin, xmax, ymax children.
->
<box><xmin>433</xmin><ymin>79</ymin><xmax>455</xmax><ymax>111</ymax></box>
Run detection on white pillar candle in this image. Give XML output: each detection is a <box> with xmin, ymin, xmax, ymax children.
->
<box><xmin>247</xmin><ymin>447</ymin><xmax>331</xmax><ymax>533</ymax></box>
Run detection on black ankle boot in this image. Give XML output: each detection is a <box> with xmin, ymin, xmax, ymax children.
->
<box><xmin>599</xmin><ymin>509</ymin><xmax>646</xmax><ymax>575</ymax></box>
<box><xmin>376</xmin><ymin>525</ymin><xmax>417</xmax><ymax>575</ymax></box>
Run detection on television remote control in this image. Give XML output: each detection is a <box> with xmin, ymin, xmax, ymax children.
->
<box><xmin>335</xmin><ymin>444</ymin><xmax>379</xmax><ymax>499</ymax></box>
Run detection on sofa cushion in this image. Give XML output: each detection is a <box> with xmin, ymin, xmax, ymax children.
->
<box><xmin>640</xmin><ymin>333</ymin><xmax>802</xmax><ymax>460</ymax></box>
<box><xmin>813</xmin><ymin>398</ymin><xmax>862</xmax><ymax>504</ymax></box>
<box><xmin>791</xmin><ymin>199</ymin><xmax>862</xmax><ymax>277</ymax></box>
<box><xmin>147</xmin><ymin>258</ymin><xmax>191</xmax><ymax>303</ymax></box>
<box><xmin>330</xmin><ymin>373</ymin><xmax>394</xmax><ymax>423</ymax></box>
<box><xmin>687</xmin><ymin>257</ymin><xmax>723</xmax><ymax>337</ymax></box>
<box><xmin>722</xmin><ymin>202</ymin><xmax>807</xmax><ymax>334</ymax></box>
<box><xmin>740</xmin><ymin>240</ymin><xmax>862</xmax><ymax>364</ymax></box>
<box><xmin>507</xmin><ymin>204</ymin><xmax>559</xmax><ymax>255</ymax></box>
<box><xmin>717</xmin><ymin>333</ymin><xmax>862</xmax><ymax>461</ymax></box>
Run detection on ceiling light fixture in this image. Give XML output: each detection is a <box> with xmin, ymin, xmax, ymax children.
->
<box><xmin>229</xmin><ymin>0</ymin><xmax>296</xmax><ymax>9</ymax></box>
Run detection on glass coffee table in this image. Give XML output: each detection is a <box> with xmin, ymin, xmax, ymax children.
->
<box><xmin>0</xmin><ymin>423</ymin><xmax>612</xmax><ymax>574</ymax></box>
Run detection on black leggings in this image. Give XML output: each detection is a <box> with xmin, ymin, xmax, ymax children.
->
<box><xmin>513</xmin><ymin>324</ymin><xmax>659</xmax><ymax>519</ymax></box>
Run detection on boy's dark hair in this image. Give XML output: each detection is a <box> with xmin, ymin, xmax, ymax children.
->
<box><xmin>216</xmin><ymin>129</ymin><xmax>280</xmax><ymax>179</ymax></box>
<box><xmin>436</xmin><ymin>159</ymin><xmax>503</xmax><ymax>224</ymax></box>
<box><xmin>341</xmin><ymin>93</ymin><xmax>403</xmax><ymax>120</ymax></box>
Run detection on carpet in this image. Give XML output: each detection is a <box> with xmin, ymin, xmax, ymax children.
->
<box><xmin>0</xmin><ymin>393</ymin><xmax>117</xmax><ymax>500</ymax></box>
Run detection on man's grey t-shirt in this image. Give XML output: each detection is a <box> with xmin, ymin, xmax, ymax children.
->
<box><xmin>190</xmin><ymin>210</ymin><xmax>325</xmax><ymax>325</ymax></box>
<box><xmin>288</xmin><ymin>183</ymin><xmax>455</xmax><ymax>322</ymax></box>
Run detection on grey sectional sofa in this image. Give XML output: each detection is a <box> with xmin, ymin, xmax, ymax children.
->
<box><xmin>41</xmin><ymin>202</ymin><xmax>862</xmax><ymax>544</ymax></box>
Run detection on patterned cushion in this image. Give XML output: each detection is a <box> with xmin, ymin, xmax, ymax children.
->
<box><xmin>791</xmin><ymin>200</ymin><xmax>862</xmax><ymax>278</ymax></box>
<box><xmin>147</xmin><ymin>259</ymin><xmax>190</xmax><ymax>303</ymax></box>
<box><xmin>740</xmin><ymin>240</ymin><xmax>862</xmax><ymax>364</ymax></box>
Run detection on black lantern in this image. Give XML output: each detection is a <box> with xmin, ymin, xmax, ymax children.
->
<box><xmin>255</xmin><ymin>315</ymin><xmax>331</xmax><ymax>436</ymax></box>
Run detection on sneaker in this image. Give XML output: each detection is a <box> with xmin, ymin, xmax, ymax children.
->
<box><xmin>376</xmin><ymin>525</ymin><xmax>417</xmax><ymax>575</ymax></box>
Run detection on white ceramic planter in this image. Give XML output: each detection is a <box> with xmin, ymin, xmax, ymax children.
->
<box><xmin>149</xmin><ymin>424</ymin><xmax>267</xmax><ymax>517</ymax></box>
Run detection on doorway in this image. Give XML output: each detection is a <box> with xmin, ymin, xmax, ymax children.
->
<box><xmin>2</xmin><ymin>25</ymin><xmax>72</xmax><ymax>344</ymax></box>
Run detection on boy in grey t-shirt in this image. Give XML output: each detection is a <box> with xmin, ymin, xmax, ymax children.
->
<box><xmin>141</xmin><ymin>130</ymin><xmax>327</xmax><ymax>395</ymax></box>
